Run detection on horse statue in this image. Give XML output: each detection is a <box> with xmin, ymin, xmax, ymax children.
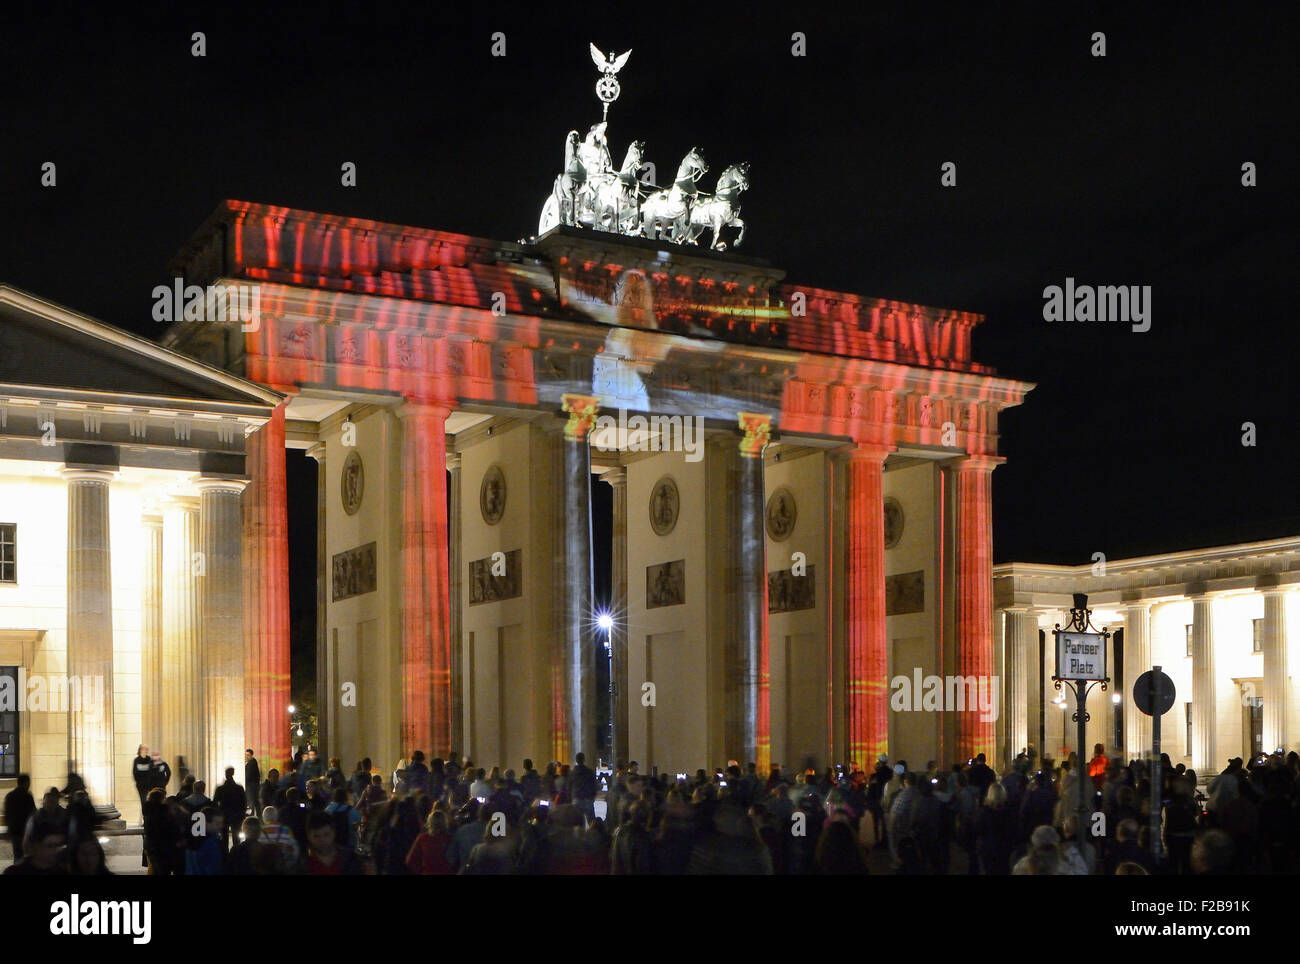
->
<box><xmin>586</xmin><ymin>139</ymin><xmax>645</xmax><ymax>233</ymax></box>
<box><xmin>538</xmin><ymin>130</ymin><xmax>587</xmax><ymax>234</ymax></box>
<box><xmin>681</xmin><ymin>161</ymin><xmax>749</xmax><ymax>250</ymax></box>
<box><xmin>639</xmin><ymin>146</ymin><xmax>708</xmax><ymax>242</ymax></box>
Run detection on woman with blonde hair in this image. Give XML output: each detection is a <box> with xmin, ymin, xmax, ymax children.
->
<box><xmin>405</xmin><ymin>807</ymin><xmax>454</xmax><ymax>874</ymax></box>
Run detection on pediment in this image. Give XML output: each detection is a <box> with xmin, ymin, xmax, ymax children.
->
<box><xmin>0</xmin><ymin>285</ymin><xmax>279</xmax><ymax>407</ymax></box>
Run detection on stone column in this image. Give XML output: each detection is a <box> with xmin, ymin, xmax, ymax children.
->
<box><xmin>560</xmin><ymin>394</ymin><xmax>599</xmax><ymax>761</ymax></box>
<box><xmin>1122</xmin><ymin>600</ymin><xmax>1152</xmax><ymax>757</ymax></box>
<box><xmin>162</xmin><ymin>495</ymin><xmax>201</xmax><ymax>784</ymax></box>
<box><xmin>243</xmin><ymin>406</ymin><xmax>291</xmax><ymax>773</ymax></box>
<box><xmin>955</xmin><ymin>456</ymin><xmax>999</xmax><ymax>762</ymax></box>
<box><xmin>447</xmin><ymin>452</ymin><xmax>464</xmax><ymax>759</ymax></box>
<box><xmin>305</xmin><ymin>443</ymin><xmax>328</xmax><ymax>759</ymax></box>
<box><xmin>1260</xmin><ymin>583</ymin><xmax>1289</xmax><ymax>754</ymax></box>
<box><xmin>845</xmin><ymin>443</ymin><xmax>889</xmax><ymax>769</ymax></box>
<box><xmin>601</xmin><ymin>466</ymin><xmax>629</xmax><ymax>763</ymax></box>
<box><xmin>1190</xmin><ymin>591</ymin><xmax>1216</xmax><ymax>776</ymax></box>
<box><xmin>141</xmin><ymin>512</ymin><xmax>164</xmax><ymax>754</ymax></box>
<box><xmin>396</xmin><ymin>401</ymin><xmax>453</xmax><ymax>757</ymax></box>
<box><xmin>1004</xmin><ymin>608</ymin><xmax>1039</xmax><ymax>762</ymax></box>
<box><xmin>63</xmin><ymin>468</ymin><xmax>116</xmax><ymax>806</ymax></box>
<box><xmin>197</xmin><ymin>479</ymin><xmax>246</xmax><ymax>787</ymax></box>
<box><xmin>737</xmin><ymin>413</ymin><xmax>773</xmax><ymax>772</ymax></box>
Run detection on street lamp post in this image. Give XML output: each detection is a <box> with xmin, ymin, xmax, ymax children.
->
<box><xmin>598</xmin><ymin>612</ymin><xmax>614</xmax><ymax>767</ymax></box>
<box><xmin>1052</xmin><ymin>593</ymin><xmax>1111</xmax><ymax>844</ymax></box>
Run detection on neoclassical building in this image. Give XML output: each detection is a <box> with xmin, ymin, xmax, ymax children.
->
<box><xmin>161</xmin><ymin>200</ymin><xmax>1032</xmax><ymax>780</ymax></box>
<box><xmin>0</xmin><ymin>285</ymin><xmax>281</xmax><ymax>823</ymax></box>
<box><xmin>995</xmin><ymin>538</ymin><xmax>1300</xmax><ymax>775</ymax></box>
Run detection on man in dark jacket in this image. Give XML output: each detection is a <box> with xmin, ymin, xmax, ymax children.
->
<box><xmin>520</xmin><ymin>759</ymin><xmax>542</xmax><ymax>802</ymax></box>
<box><xmin>1020</xmin><ymin>770</ymin><xmax>1059</xmax><ymax>841</ymax></box>
<box><xmin>299</xmin><ymin>747</ymin><xmax>324</xmax><ymax>786</ymax></box>
<box><xmin>132</xmin><ymin>745</ymin><xmax>154</xmax><ymax>809</ymax></box>
<box><xmin>213</xmin><ymin>767</ymin><xmax>247</xmax><ymax>851</ymax></box>
<box><xmin>3</xmin><ymin>774</ymin><xmax>36</xmax><ymax>860</ymax></box>
<box><xmin>406</xmin><ymin>750</ymin><xmax>430</xmax><ymax>794</ymax></box>
<box><xmin>968</xmin><ymin>753</ymin><xmax>996</xmax><ymax>799</ymax></box>
<box><xmin>149</xmin><ymin>751</ymin><xmax>172</xmax><ymax>793</ymax></box>
<box><xmin>245</xmin><ymin>750</ymin><xmax>261</xmax><ymax>812</ymax></box>
<box><xmin>570</xmin><ymin>753</ymin><xmax>598</xmax><ymax>821</ymax></box>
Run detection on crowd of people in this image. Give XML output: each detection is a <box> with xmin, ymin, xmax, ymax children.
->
<box><xmin>6</xmin><ymin>740</ymin><xmax>1300</xmax><ymax>875</ymax></box>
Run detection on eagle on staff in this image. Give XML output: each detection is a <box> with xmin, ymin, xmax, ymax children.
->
<box><xmin>536</xmin><ymin>43</ymin><xmax>751</xmax><ymax>251</ymax></box>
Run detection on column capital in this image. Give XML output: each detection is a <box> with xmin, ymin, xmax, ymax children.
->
<box><xmin>599</xmin><ymin>466</ymin><xmax>627</xmax><ymax>487</ymax></box>
<box><xmin>737</xmin><ymin>412</ymin><xmax>772</xmax><ymax>458</ymax></box>
<box><xmin>446</xmin><ymin>452</ymin><xmax>462</xmax><ymax>471</ymax></box>
<box><xmin>1002</xmin><ymin>605</ymin><xmax>1041</xmax><ymax>617</ymax></box>
<box><xmin>561</xmin><ymin>394</ymin><xmax>601</xmax><ymax>441</ymax></box>
<box><xmin>842</xmin><ymin>441</ymin><xmax>893</xmax><ymax>464</ymax></box>
<box><xmin>396</xmin><ymin>399</ymin><xmax>455</xmax><ymax>421</ymax></box>
<box><xmin>61</xmin><ymin>467</ymin><xmax>115</xmax><ymax>484</ymax></box>
<box><xmin>1255</xmin><ymin>575</ymin><xmax>1288</xmax><ymax>596</ymax></box>
<box><xmin>195</xmin><ymin>477</ymin><xmax>248</xmax><ymax>495</ymax></box>
<box><xmin>954</xmin><ymin>454</ymin><xmax>1005</xmax><ymax>473</ymax></box>
<box><xmin>305</xmin><ymin>442</ymin><xmax>327</xmax><ymax>463</ymax></box>
<box><xmin>142</xmin><ymin>512</ymin><xmax>164</xmax><ymax>529</ymax></box>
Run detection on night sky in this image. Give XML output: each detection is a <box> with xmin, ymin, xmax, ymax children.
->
<box><xmin>3</xmin><ymin>4</ymin><xmax>1296</xmax><ymax>588</ymax></box>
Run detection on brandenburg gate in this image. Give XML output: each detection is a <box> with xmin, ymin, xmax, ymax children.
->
<box><xmin>162</xmin><ymin>197</ymin><xmax>1031</xmax><ymax>778</ymax></box>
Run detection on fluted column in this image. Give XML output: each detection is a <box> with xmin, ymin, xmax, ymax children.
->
<box><xmin>447</xmin><ymin>452</ymin><xmax>464</xmax><ymax>758</ymax></box>
<box><xmin>737</xmin><ymin>413</ymin><xmax>773</xmax><ymax>771</ymax></box>
<box><xmin>305</xmin><ymin>443</ymin><xmax>328</xmax><ymax>758</ymax></box>
<box><xmin>141</xmin><ymin>512</ymin><xmax>164</xmax><ymax>753</ymax></box>
<box><xmin>955</xmin><ymin>456</ymin><xmax>999</xmax><ymax>761</ymax></box>
<box><xmin>198</xmin><ymin>479</ymin><xmax>246</xmax><ymax>787</ymax></box>
<box><xmin>601</xmin><ymin>467</ymin><xmax>629</xmax><ymax>763</ymax></box>
<box><xmin>64</xmin><ymin>468</ymin><xmax>116</xmax><ymax>806</ymax></box>
<box><xmin>1122</xmin><ymin>601</ymin><xmax>1152</xmax><ymax>756</ymax></box>
<box><xmin>397</xmin><ymin>401</ymin><xmax>453</xmax><ymax>757</ymax></box>
<box><xmin>1004</xmin><ymin>608</ymin><xmax>1038</xmax><ymax>761</ymax></box>
<box><xmin>845</xmin><ymin>443</ymin><xmax>890</xmax><ymax>768</ymax></box>
<box><xmin>1190</xmin><ymin>591</ymin><xmax>1216</xmax><ymax>776</ymax></box>
<box><xmin>243</xmin><ymin>406</ymin><xmax>291</xmax><ymax>773</ymax></box>
<box><xmin>1260</xmin><ymin>585</ymin><xmax>1289</xmax><ymax>754</ymax></box>
<box><xmin>560</xmin><ymin>394</ymin><xmax>599</xmax><ymax>761</ymax></box>
<box><xmin>162</xmin><ymin>495</ymin><xmax>201</xmax><ymax>783</ymax></box>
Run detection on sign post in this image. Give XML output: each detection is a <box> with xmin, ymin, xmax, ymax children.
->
<box><xmin>1133</xmin><ymin>665</ymin><xmax>1176</xmax><ymax>867</ymax></box>
<box><xmin>1052</xmin><ymin>593</ymin><xmax>1110</xmax><ymax>849</ymax></box>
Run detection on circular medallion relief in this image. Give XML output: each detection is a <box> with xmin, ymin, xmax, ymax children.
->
<box><xmin>648</xmin><ymin>476</ymin><xmax>680</xmax><ymax>536</ymax></box>
<box><xmin>884</xmin><ymin>496</ymin><xmax>905</xmax><ymax>549</ymax></box>
<box><xmin>480</xmin><ymin>465</ymin><xmax>507</xmax><ymax>526</ymax></box>
<box><xmin>765</xmin><ymin>487</ymin><xmax>797</xmax><ymax>542</ymax></box>
<box><xmin>340</xmin><ymin>451</ymin><xmax>364</xmax><ymax>517</ymax></box>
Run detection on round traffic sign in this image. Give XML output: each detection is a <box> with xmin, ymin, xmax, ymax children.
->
<box><xmin>1133</xmin><ymin>670</ymin><xmax>1176</xmax><ymax>716</ymax></box>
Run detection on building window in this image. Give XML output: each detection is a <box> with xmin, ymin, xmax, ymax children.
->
<box><xmin>0</xmin><ymin>667</ymin><xmax>16</xmax><ymax>777</ymax></box>
<box><xmin>1185</xmin><ymin>702</ymin><xmax>1193</xmax><ymax>755</ymax></box>
<box><xmin>1252</xmin><ymin>618</ymin><xmax>1263</xmax><ymax>654</ymax></box>
<box><xmin>1185</xmin><ymin>624</ymin><xmax>1193</xmax><ymax>657</ymax></box>
<box><xmin>0</xmin><ymin>523</ymin><xmax>15</xmax><ymax>583</ymax></box>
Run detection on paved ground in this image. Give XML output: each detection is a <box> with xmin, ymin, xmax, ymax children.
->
<box><xmin>0</xmin><ymin>830</ymin><xmax>148</xmax><ymax>875</ymax></box>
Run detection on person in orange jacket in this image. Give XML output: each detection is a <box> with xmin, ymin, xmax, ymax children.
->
<box><xmin>1087</xmin><ymin>743</ymin><xmax>1108</xmax><ymax>793</ymax></box>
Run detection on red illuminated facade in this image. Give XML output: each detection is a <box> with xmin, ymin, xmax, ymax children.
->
<box><xmin>165</xmin><ymin>200</ymin><xmax>1031</xmax><ymax>772</ymax></box>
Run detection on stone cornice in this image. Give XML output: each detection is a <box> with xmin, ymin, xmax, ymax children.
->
<box><xmin>167</xmin><ymin>200</ymin><xmax>1015</xmax><ymax>377</ymax></box>
<box><xmin>994</xmin><ymin>536</ymin><xmax>1300</xmax><ymax>602</ymax></box>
